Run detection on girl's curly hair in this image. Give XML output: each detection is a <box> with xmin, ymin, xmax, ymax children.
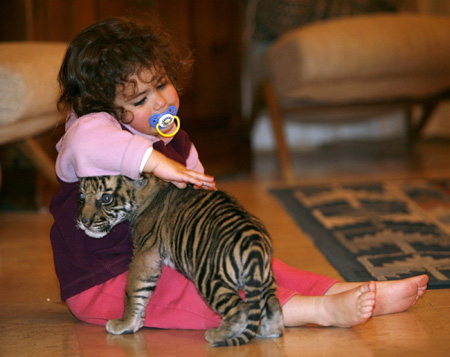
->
<box><xmin>57</xmin><ymin>15</ymin><xmax>193</xmax><ymax>122</ymax></box>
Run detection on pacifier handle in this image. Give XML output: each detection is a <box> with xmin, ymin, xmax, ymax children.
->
<box><xmin>149</xmin><ymin>106</ymin><xmax>181</xmax><ymax>138</ymax></box>
<box><xmin>156</xmin><ymin>116</ymin><xmax>180</xmax><ymax>138</ymax></box>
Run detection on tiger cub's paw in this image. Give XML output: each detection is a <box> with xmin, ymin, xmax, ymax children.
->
<box><xmin>205</xmin><ymin>327</ymin><xmax>236</xmax><ymax>345</ymax></box>
<box><xmin>257</xmin><ymin>315</ymin><xmax>284</xmax><ymax>338</ymax></box>
<box><xmin>106</xmin><ymin>318</ymin><xmax>144</xmax><ymax>335</ymax></box>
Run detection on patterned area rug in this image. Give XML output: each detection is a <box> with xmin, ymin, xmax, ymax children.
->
<box><xmin>271</xmin><ymin>179</ymin><xmax>450</xmax><ymax>289</ymax></box>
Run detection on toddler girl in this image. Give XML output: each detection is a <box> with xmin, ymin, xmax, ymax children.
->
<box><xmin>50</xmin><ymin>16</ymin><xmax>428</xmax><ymax>331</ymax></box>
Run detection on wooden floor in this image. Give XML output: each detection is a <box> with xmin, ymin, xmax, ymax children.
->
<box><xmin>1</xmin><ymin>138</ymin><xmax>450</xmax><ymax>356</ymax></box>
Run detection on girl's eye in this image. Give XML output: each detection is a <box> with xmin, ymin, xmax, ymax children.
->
<box><xmin>133</xmin><ymin>97</ymin><xmax>147</xmax><ymax>107</ymax></box>
<box><xmin>101</xmin><ymin>194</ymin><xmax>113</xmax><ymax>204</ymax></box>
<box><xmin>156</xmin><ymin>81</ymin><xmax>168</xmax><ymax>91</ymax></box>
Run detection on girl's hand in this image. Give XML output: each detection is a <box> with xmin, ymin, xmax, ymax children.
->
<box><xmin>143</xmin><ymin>150</ymin><xmax>216</xmax><ymax>190</ymax></box>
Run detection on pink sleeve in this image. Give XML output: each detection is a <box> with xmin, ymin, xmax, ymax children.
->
<box><xmin>55</xmin><ymin>113</ymin><xmax>152</xmax><ymax>182</ymax></box>
<box><xmin>186</xmin><ymin>143</ymin><xmax>205</xmax><ymax>173</ymax></box>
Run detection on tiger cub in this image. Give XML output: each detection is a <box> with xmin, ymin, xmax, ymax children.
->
<box><xmin>77</xmin><ymin>174</ymin><xmax>284</xmax><ymax>347</ymax></box>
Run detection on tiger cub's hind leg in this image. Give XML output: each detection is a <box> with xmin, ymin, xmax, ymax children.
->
<box><xmin>204</xmin><ymin>286</ymin><xmax>250</xmax><ymax>346</ymax></box>
<box><xmin>257</xmin><ymin>276</ymin><xmax>284</xmax><ymax>338</ymax></box>
<box><xmin>106</xmin><ymin>248</ymin><xmax>162</xmax><ymax>335</ymax></box>
<box><xmin>258</xmin><ymin>295</ymin><xmax>284</xmax><ymax>338</ymax></box>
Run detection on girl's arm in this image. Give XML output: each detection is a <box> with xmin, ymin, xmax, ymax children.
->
<box><xmin>56</xmin><ymin>113</ymin><xmax>151</xmax><ymax>182</ymax></box>
<box><xmin>142</xmin><ymin>149</ymin><xmax>215</xmax><ymax>189</ymax></box>
<box><xmin>56</xmin><ymin>112</ymin><xmax>214</xmax><ymax>189</ymax></box>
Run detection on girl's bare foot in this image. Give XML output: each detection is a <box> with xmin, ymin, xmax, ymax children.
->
<box><xmin>319</xmin><ymin>281</ymin><xmax>376</xmax><ymax>327</ymax></box>
<box><xmin>325</xmin><ymin>274</ymin><xmax>429</xmax><ymax>316</ymax></box>
<box><xmin>372</xmin><ymin>274</ymin><xmax>429</xmax><ymax>316</ymax></box>
<box><xmin>283</xmin><ymin>281</ymin><xmax>376</xmax><ymax>327</ymax></box>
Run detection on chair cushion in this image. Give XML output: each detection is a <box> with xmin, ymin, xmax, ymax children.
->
<box><xmin>265</xmin><ymin>14</ymin><xmax>450</xmax><ymax>104</ymax></box>
<box><xmin>0</xmin><ymin>42</ymin><xmax>67</xmax><ymax>126</ymax></box>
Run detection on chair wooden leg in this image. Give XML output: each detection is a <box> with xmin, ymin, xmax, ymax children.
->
<box><xmin>263</xmin><ymin>81</ymin><xmax>295</xmax><ymax>181</ymax></box>
<box><xmin>410</xmin><ymin>102</ymin><xmax>439</xmax><ymax>142</ymax></box>
<box><xmin>405</xmin><ymin>106</ymin><xmax>415</xmax><ymax>152</ymax></box>
<box><xmin>16</xmin><ymin>137</ymin><xmax>59</xmax><ymax>188</ymax></box>
<box><xmin>249</xmin><ymin>84</ymin><xmax>264</xmax><ymax>127</ymax></box>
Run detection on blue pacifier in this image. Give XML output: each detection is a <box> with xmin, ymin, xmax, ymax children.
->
<box><xmin>149</xmin><ymin>105</ymin><xmax>180</xmax><ymax>138</ymax></box>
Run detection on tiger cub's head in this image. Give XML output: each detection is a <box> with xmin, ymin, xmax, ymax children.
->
<box><xmin>77</xmin><ymin>175</ymin><xmax>148</xmax><ymax>238</ymax></box>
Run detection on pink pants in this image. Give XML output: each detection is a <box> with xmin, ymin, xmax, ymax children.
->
<box><xmin>66</xmin><ymin>258</ymin><xmax>338</xmax><ymax>330</ymax></box>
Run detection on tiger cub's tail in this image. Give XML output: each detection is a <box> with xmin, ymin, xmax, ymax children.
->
<box><xmin>210</xmin><ymin>250</ymin><xmax>284</xmax><ymax>347</ymax></box>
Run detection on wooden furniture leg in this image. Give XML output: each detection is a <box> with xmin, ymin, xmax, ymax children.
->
<box><xmin>263</xmin><ymin>81</ymin><xmax>295</xmax><ymax>181</ymax></box>
<box><xmin>16</xmin><ymin>137</ymin><xmax>59</xmax><ymax>188</ymax></box>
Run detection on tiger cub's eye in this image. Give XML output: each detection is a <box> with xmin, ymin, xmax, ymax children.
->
<box><xmin>78</xmin><ymin>192</ymin><xmax>85</xmax><ymax>201</ymax></box>
<box><xmin>101</xmin><ymin>193</ymin><xmax>113</xmax><ymax>204</ymax></box>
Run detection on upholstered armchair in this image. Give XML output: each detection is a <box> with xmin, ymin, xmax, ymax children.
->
<box><xmin>244</xmin><ymin>1</ymin><xmax>450</xmax><ymax>180</ymax></box>
<box><xmin>0</xmin><ymin>42</ymin><xmax>67</xmax><ymax>188</ymax></box>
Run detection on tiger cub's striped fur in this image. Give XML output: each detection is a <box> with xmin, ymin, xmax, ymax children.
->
<box><xmin>77</xmin><ymin>174</ymin><xmax>284</xmax><ymax>347</ymax></box>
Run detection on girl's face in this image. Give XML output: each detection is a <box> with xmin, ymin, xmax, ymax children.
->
<box><xmin>114</xmin><ymin>67</ymin><xmax>180</xmax><ymax>136</ymax></box>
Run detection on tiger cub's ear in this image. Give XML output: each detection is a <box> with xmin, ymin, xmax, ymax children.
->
<box><xmin>133</xmin><ymin>175</ymin><xmax>148</xmax><ymax>188</ymax></box>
